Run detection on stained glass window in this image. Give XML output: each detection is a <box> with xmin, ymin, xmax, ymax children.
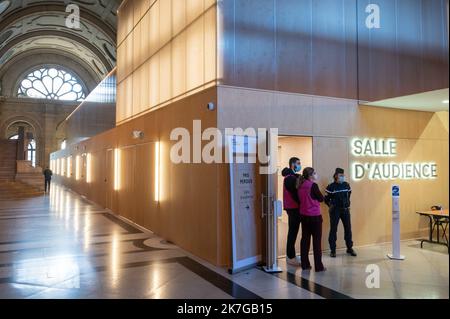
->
<box><xmin>18</xmin><ymin>67</ymin><xmax>86</xmax><ymax>101</ymax></box>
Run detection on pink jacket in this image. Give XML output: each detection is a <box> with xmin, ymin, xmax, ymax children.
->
<box><xmin>298</xmin><ymin>180</ymin><xmax>321</xmax><ymax>216</ymax></box>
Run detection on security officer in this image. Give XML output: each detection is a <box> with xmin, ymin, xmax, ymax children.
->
<box><xmin>325</xmin><ymin>168</ymin><xmax>357</xmax><ymax>257</ymax></box>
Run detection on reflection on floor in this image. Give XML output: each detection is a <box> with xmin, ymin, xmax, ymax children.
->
<box><xmin>277</xmin><ymin>241</ymin><xmax>448</xmax><ymax>299</ymax></box>
<box><xmin>0</xmin><ymin>184</ymin><xmax>447</xmax><ymax>299</ymax></box>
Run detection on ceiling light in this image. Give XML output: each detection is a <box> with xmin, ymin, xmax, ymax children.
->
<box><xmin>442</xmin><ymin>100</ymin><xmax>449</xmax><ymax>104</ymax></box>
<box><xmin>0</xmin><ymin>1</ymin><xmax>11</xmax><ymax>15</ymax></box>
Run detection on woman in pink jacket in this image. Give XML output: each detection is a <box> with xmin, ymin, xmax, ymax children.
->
<box><xmin>297</xmin><ymin>167</ymin><xmax>326</xmax><ymax>272</ymax></box>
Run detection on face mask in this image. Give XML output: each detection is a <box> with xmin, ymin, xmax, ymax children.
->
<box><xmin>338</xmin><ymin>175</ymin><xmax>346</xmax><ymax>183</ymax></box>
<box><xmin>312</xmin><ymin>173</ymin><xmax>318</xmax><ymax>181</ymax></box>
<box><xmin>294</xmin><ymin>164</ymin><xmax>301</xmax><ymax>173</ymax></box>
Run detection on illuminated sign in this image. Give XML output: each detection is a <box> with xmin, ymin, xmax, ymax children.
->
<box><xmin>351</xmin><ymin>138</ymin><xmax>397</xmax><ymax>157</ymax></box>
<box><xmin>352</xmin><ymin>162</ymin><xmax>437</xmax><ymax>181</ymax></box>
<box><xmin>350</xmin><ymin>138</ymin><xmax>438</xmax><ymax>181</ymax></box>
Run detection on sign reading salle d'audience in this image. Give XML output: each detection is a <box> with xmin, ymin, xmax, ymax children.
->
<box><xmin>350</xmin><ymin>138</ymin><xmax>438</xmax><ymax>181</ymax></box>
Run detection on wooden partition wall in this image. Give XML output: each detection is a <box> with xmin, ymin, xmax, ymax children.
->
<box><xmin>218</xmin><ymin>0</ymin><xmax>449</xmax><ymax>101</ymax></box>
<box><xmin>217</xmin><ymin>86</ymin><xmax>449</xmax><ymax>264</ymax></box>
<box><xmin>116</xmin><ymin>0</ymin><xmax>217</xmax><ymax>124</ymax></box>
<box><xmin>51</xmin><ymin>85</ymin><xmax>449</xmax><ymax>267</ymax></box>
<box><xmin>52</xmin><ymin>87</ymin><xmax>222</xmax><ymax>265</ymax></box>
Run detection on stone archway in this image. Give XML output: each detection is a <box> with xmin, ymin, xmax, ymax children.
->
<box><xmin>0</xmin><ymin>115</ymin><xmax>44</xmax><ymax>166</ymax></box>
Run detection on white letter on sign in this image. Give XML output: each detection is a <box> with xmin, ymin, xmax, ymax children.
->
<box><xmin>366</xmin><ymin>4</ymin><xmax>381</xmax><ymax>29</ymax></box>
<box><xmin>365</xmin><ymin>264</ymin><xmax>380</xmax><ymax>288</ymax></box>
<box><xmin>66</xmin><ymin>4</ymin><xmax>80</xmax><ymax>29</ymax></box>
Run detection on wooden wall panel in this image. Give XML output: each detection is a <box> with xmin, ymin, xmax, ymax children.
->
<box><xmin>186</xmin><ymin>18</ymin><xmax>205</xmax><ymax>91</ymax></box>
<box><xmin>311</xmin><ymin>0</ymin><xmax>357</xmax><ymax>98</ymax></box>
<box><xmin>357</xmin><ymin>0</ymin><xmax>449</xmax><ymax>102</ymax></box>
<box><xmin>421</xmin><ymin>0</ymin><xmax>450</xmax><ymax>93</ymax></box>
<box><xmin>275</xmin><ymin>0</ymin><xmax>313</xmax><ymax>94</ymax></box>
<box><xmin>118</xmin><ymin>147</ymin><xmax>136</xmax><ymax>223</ymax></box>
<box><xmin>233</xmin><ymin>0</ymin><xmax>276</xmax><ymax>91</ymax></box>
<box><xmin>204</xmin><ymin>6</ymin><xmax>217</xmax><ymax>83</ymax></box>
<box><xmin>220</xmin><ymin>0</ymin><xmax>358</xmax><ymax>99</ymax></box>
<box><xmin>218</xmin><ymin>86</ymin><xmax>449</xmax><ymax>256</ymax></box>
<box><xmin>51</xmin><ymin>87</ymin><xmax>220</xmax><ymax>265</ymax></box>
<box><xmin>220</xmin><ymin>0</ymin><xmax>448</xmax><ymax>101</ymax></box>
<box><xmin>358</xmin><ymin>0</ymin><xmax>401</xmax><ymax>102</ymax></box>
<box><xmin>313</xmin><ymin>137</ymin><xmax>349</xmax><ymax>249</ymax></box>
<box><xmin>116</xmin><ymin>0</ymin><xmax>218</xmax><ymax>124</ymax></box>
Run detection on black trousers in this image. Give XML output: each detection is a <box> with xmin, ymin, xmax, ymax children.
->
<box><xmin>45</xmin><ymin>179</ymin><xmax>51</xmax><ymax>192</ymax></box>
<box><xmin>286</xmin><ymin>209</ymin><xmax>301</xmax><ymax>259</ymax></box>
<box><xmin>300</xmin><ymin>215</ymin><xmax>324</xmax><ymax>271</ymax></box>
<box><xmin>328</xmin><ymin>207</ymin><xmax>353</xmax><ymax>251</ymax></box>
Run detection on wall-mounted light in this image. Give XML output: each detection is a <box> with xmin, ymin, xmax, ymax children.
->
<box><xmin>67</xmin><ymin>157</ymin><xmax>72</xmax><ymax>178</ymax></box>
<box><xmin>442</xmin><ymin>100</ymin><xmax>449</xmax><ymax>104</ymax></box>
<box><xmin>154</xmin><ymin>142</ymin><xmax>160</xmax><ymax>202</ymax></box>
<box><xmin>86</xmin><ymin>153</ymin><xmax>92</xmax><ymax>184</ymax></box>
<box><xmin>75</xmin><ymin>155</ymin><xmax>80</xmax><ymax>180</ymax></box>
<box><xmin>114</xmin><ymin>148</ymin><xmax>121</xmax><ymax>191</ymax></box>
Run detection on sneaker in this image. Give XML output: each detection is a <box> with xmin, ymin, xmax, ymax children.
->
<box><xmin>286</xmin><ymin>256</ymin><xmax>301</xmax><ymax>266</ymax></box>
<box><xmin>330</xmin><ymin>251</ymin><xmax>336</xmax><ymax>258</ymax></box>
<box><xmin>316</xmin><ymin>267</ymin><xmax>327</xmax><ymax>272</ymax></box>
<box><xmin>347</xmin><ymin>248</ymin><xmax>357</xmax><ymax>257</ymax></box>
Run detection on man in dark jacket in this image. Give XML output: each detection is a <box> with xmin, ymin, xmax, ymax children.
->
<box><xmin>43</xmin><ymin>166</ymin><xmax>53</xmax><ymax>193</ymax></box>
<box><xmin>324</xmin><ymin>168</ymin><xmax>357</xmax><ymax>257</ymax></box>
<box><xmin>282</xmin><ymin>157</ymin><xmax>302</xmax><ymax>266</ymax></box>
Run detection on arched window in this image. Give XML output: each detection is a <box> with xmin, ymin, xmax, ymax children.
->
<box><xmin>17</xmin><ymin>67</ymin><xmax>86</xmax><ymax>101</ymax></box>
<box><xmin>8</xmin><ymin>135</ymin><xmax>36</xmax><ymax>167</ymax></box>
<box><xmin>27</xmin><ymin>139</ymin><xmax>36</xmax><ymax>167</ymax></box>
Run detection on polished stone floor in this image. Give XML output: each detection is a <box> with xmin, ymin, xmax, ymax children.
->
<box><xmin>0</xmin><ymin>184</ymin><xmax>447</xmax><ymax>299</ymax></box>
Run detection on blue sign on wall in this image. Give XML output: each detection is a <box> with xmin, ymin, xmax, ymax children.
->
<box><xmin>392</xmin><ymin>185</ymin><xmax>400</xmax><ymax>197</ymax></box>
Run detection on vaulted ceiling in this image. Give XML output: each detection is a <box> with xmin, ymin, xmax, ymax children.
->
<box><xmin>0</xmin><ymin>0</ymin><xmax>122</xmax><ymax>91</ymax></box>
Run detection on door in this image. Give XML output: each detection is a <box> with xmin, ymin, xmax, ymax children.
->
<box><xmin>276</xmin><ymin>136</ymin><xmax>313</xmax><ymax>258</ymax></box>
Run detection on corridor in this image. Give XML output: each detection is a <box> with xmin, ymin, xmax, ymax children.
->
<box><xmin>0</xmin><ymin>184</ymin><xmax>447</xmax><ymax>299</ymax></box>
<box><xmin>0</xmin><ymin>184</ymin><xmax>316</xmax><ymax>299</ymax></box>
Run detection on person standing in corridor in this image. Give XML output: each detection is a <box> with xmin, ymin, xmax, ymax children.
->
<box><xmin>325</xmin><ymin>168</ymin><xmax>357</xmax><ymax>258</ymax></box>
<box><xmin>298</xmin><ymin>167</ymin><xmax>326</xmax><ymax>272</ymax></box>
<box><xmin>43</xmin><ymin>166</ymin><xmax>53</xmax><ymax>193</ymax></box>
<box><xmin>282</xmin><ymin>157</ymin><xmax>302</xmax><ymax>266</ymax></box>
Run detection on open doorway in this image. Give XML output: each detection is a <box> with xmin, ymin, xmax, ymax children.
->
<box><xmin>277</xmin><ymin>136</ymin><xmax>313</xmax><ymax>258</ymax></box>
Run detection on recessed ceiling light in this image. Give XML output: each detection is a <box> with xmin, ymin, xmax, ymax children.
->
<box><xmin>0</xmin><ymin>1</ymin><xmax>11</xmax><ymax>15</ymax></box>
<box><xmin>442</xmin><ymin>100</ymin><xmax>449</xmax><ymax>104</ymax></box>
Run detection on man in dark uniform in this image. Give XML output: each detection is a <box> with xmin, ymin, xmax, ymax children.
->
<box><xmin>43</xmin><ymin>166</ymin><xmax>53</xmax><ymax>193</ymax></box>
<box><xmin>324</xmin><ymin>168</ymin><xmax>357</xmax><ymax>257</ymax></box>
<box><xmin>281</xmin><ymin>157</ymin><xmax>302</xmax><ymax>266</ymax></box>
